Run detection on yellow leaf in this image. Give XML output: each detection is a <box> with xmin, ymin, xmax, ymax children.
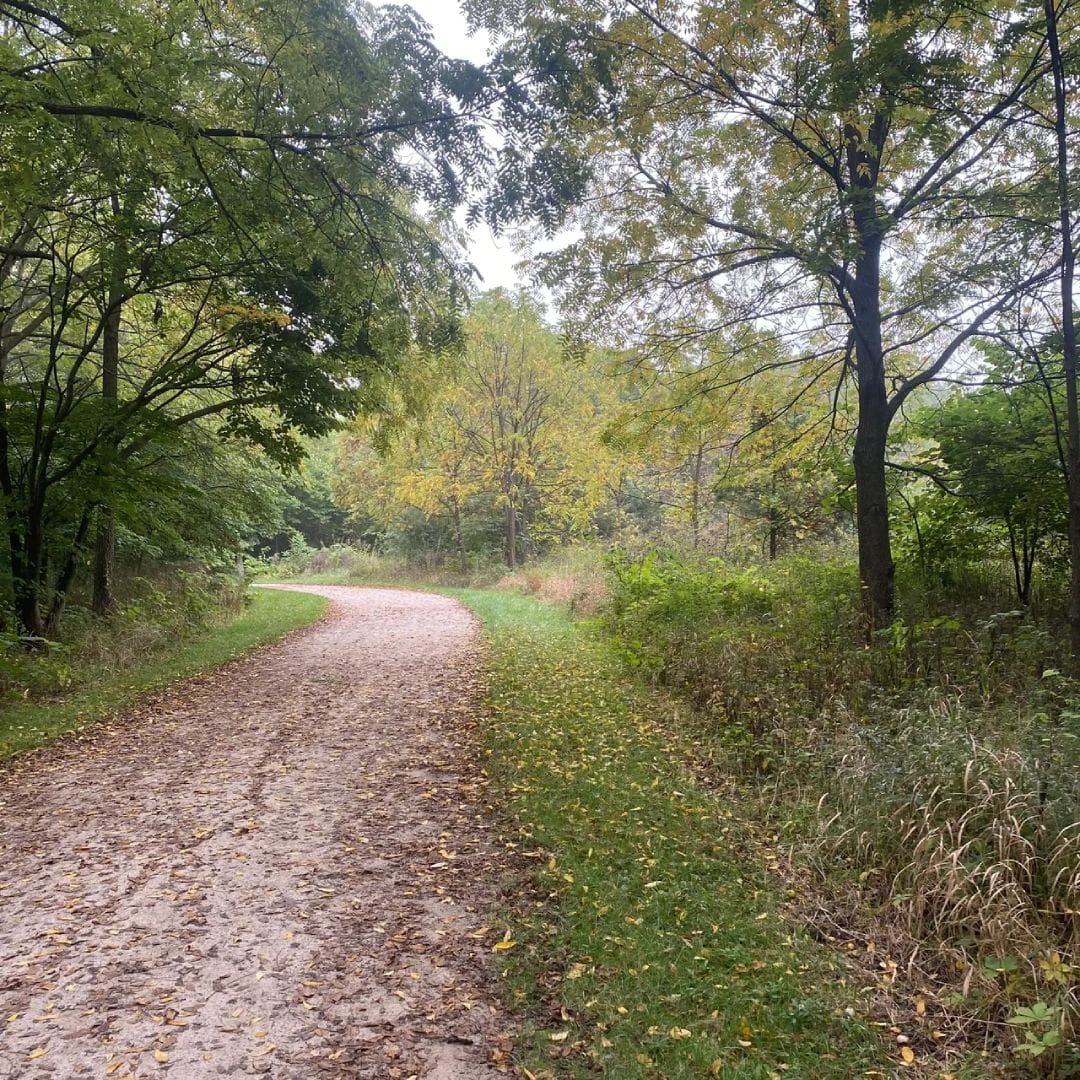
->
<box><xmin>900</xmin><ymin>1046</ymin><xmax>915</xmax><ymax>1065</ymax></box>
<box><xmin>28</xmin><ymin>1047</ymin><xmax>48</xmax><ymax>1060</ymax></box>
<box><xmin>710</xmin><ymin>1060</ymin><xmax>724</xmax><ymax>1077</ymax></box>
<box><xmin>549</xmin><ymin>1031</ymin><xmax>569</xmax><ymax>1042</ymax></box>
<box><xmin>154</xmin><ymin>1050</ymin><xmax>170</xmax><ymax>1063</ymax></box>
<box><xmin>669</xmin><ymin>1027</ymin><xmax>691</xmax><ymax>1039</ymax></box>
<box><xmin>493</xmin><ymin>940</ymin><xmax>515</xmax><ymax>952</ymax></box>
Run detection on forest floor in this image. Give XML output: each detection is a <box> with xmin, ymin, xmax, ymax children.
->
<box><xmin>0</xmin><ymin>586</ymin><xmax>516</xmax><ymax>1080</ymax></box>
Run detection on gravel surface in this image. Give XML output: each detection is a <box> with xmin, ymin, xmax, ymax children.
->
<box><xmin>0</xmin><ymin>586</ymin><xmax>516</xmax><ymax>1080</ymax></box>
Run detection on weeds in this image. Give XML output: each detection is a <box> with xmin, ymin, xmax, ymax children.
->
<box><xmin>603</xmin><ymin>547</ymin><xmax>1080</xmax><ymax>1073</ymax></box>
<box><xmin>0</xmin><ymin>567</ymin><xmax>246</xmax><ymax>703</ymax></box>
<box><xmin>456</xmin><ymin>587</ymin><xmax>885</xmax><ymax>1079</ymax></box>
<box><xmin>0</xmin><ymin>588</ymin><xmax>326</xmax><ymax>757</ymax></box>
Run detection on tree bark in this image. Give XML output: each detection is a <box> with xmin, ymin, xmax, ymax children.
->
<box><xmin>1044</xmin><ymin>0</ymin><xmax>1080</xmax><ymax>669</ymax></box>
<box><xmin>849</xmin><ymin>209</ymin><xmax>895</xmax><ymax>632</ymax></box>
<box><xmin>92</xmin><ymin>506</ymin><xmax>116</xmax><ymax>615</ymax></box>
<box><xmin>689</xmin><ymin>441</ymin><xmax>703</xmax><ymax>551</ymax></box>
<box><xmin>13</xmin><ymin>494</ymin><xmax>47</xmax><ymax>639</ymax></box>
<box><xmin>504</xmin><ymin>498</ymin><xmax>517</xmax><ymax>570</ymax></box>
<box><xmin>835</xmin><ymin>105</ymin><xmax>897</xmax><ymax>634</ymax></box>
<box><xmin>46</xmin><ymin>507</ymin><xmax>93</xmax><ymax>635</ymax></box>
<box><xmin>451</xmin><ymin>494</ymin><xmax>468</xmax><ymax>573</ymax></box>
<box><xmin>92</xmin><ymin>202</ymin><xmax>122</xmax><ymax>617</ymax></box>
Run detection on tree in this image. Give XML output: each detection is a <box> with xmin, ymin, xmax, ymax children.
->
<box><xmin>470</xmin><ymin>0</ymin><xmax>1062</xmax><ymax>628</ymax></box>
<box><xmin>1038</xmin><ymin>0</ymin><xmax>1080</xmax><ymax>662</ymax></box>
<box><xmin>336</xmin><ymin>291</ymin><xmax>618</xmax><ymax>566</ymax></box>
<box><xmin>916</xmin><ymin>352</ymin><xmax>1068</xmax><ymax>603</ymax></box>
<box><xmin>605</xmin><ymin>342</ymin><xmax>846</xmax><ymax>557</ymax></box>
<box><xmin>0</xmin><ymin>0</ymin><xmax>585</xmax><ymax>634</ymax></box>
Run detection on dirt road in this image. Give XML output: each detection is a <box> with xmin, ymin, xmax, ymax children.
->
<box><xmin>0</xmin><ymin>586</ymin><xmax>515</xmax><ymax>1079</ymax></box>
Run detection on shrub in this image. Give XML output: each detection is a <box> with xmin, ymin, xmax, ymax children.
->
<box><xmin>602</xmin><ymin>547</ymin><xmax>1080</xmax><ymax>1062</ymax></box>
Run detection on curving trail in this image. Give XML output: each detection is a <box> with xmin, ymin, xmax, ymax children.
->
<box><xmin>0</xmin><ymin>586</ymin><xmax>515</xmax><ymax>1080</ymax></box>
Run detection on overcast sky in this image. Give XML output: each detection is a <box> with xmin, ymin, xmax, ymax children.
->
<box><xmin>381</xmin><ymin>0</ymin><xmax>523</xmax><ymax>291</ymax></box>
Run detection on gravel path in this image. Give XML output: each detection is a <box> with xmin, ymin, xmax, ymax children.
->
<box><xmin>0</xmin><ymin>586</ymin><xmax>516</xmax><ymax>1080</ymax></box>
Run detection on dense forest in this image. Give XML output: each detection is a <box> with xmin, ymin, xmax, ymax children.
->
<box><xmin>2</xmin><ymin>0</ymin><xmax>1080</xmax><ymax>1075</ymax></box>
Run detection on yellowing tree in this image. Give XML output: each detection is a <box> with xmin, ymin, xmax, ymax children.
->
<box><xmin>336</xmin><ymin>290</ymin><xmax>619</xmax><ymax>566</ymax></box>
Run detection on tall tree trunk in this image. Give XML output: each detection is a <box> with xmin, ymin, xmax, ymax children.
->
<box><xmin>14</xmin><ymin>495</ymin><xmax>47</xmax><ymax>639</ymax></box>
<box><xmin>767</xmin><ymin>472</ymin><xmax>779</xmax><ymax>560</ymax></box>
<box><xmin>689</xmin><ymin>441</ymin><xmax>703</xmax><ymax>551</ymax></box>
<box><xmin>849</xmin><ymin>203</ymin><xmax>895</xmax><ymax>633</ymax></box>
<box><xmin>92</xmin><ymin>506</ymin><xmax>115</xmax><ymax>615</ymax></box>
<box><xmin>451</xmin><ymin>494</ymin><xmax>468</xmax><ymax>573</ymax></box>
<box><xmin>504</xmin><ymin>498</ymin><xmax>517</xmax><ymax>570</ymax></box>
<box><xmin>46</xmin><ymin>507</ymin><xmax>93</xmax><ymax>635</ymax></box>
<box><xmin>92</xmin><ymin>206</ymin><xmax>122</xmax><ymax>617</ymax></box>
<box><xmin>1044</xmin><ymin>0</ymin><xmax>1080</xmax><ymax>669</ymax></box>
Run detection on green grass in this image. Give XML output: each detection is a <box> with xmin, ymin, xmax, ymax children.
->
<box><xmin>0</xmin><ymin>587</ymin><xmax>327</xmax><ymax>758</ymax></box>
<box><xmin>450</xmin><ymin>586</ymin><xmax>888</xmax><ymax>1080</ymax></box>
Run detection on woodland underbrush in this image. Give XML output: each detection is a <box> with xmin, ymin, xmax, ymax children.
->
<box><xmin>605</xmin><ymin>548</ymin><xmax>1080</xmax><ymax>1074</ymax></box>
<box><xmin>0</xmin><ymin>567</ymin><xmax>247</xmax><ymax>705</ymax></box>
<box><xmin>263</xmin><ymin>539</ymin><xmax>612</xmax><ymax>602</ymax></box>
<box><xmin>261</xmin><ymin>539</ymin><xmax>507</xmax><ymax>587</ymax></box>
<box><xmin>495</xmin><ymin>544</ymin><xmax>609</xmax><ymax>615</ymax></box>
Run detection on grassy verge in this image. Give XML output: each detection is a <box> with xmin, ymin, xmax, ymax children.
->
<box><xmin>0</xmin><ymin>587</ymin><xmax>327</xmax><ymax>758</ymax></box>
<box><xmin>452</xmin><ymin>587</ymin><xmax>890</xmax><ymax>1080</ymax></box>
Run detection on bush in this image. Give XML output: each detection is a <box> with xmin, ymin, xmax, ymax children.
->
<box><xmin>602</xmin><ymin>547</ymin><xmax>1080</xmax><ymax>1063</ymax></box>
<box><xmin>0</xmin><ymin>566</ymin><xmax>247</xmax><ymax>704</ymax></box>
<box><xmin>496</xmin><ymin>544</ymin><xmax>609</xmax><ymax>615</ymax></box>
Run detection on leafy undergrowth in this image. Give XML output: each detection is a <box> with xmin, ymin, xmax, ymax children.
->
<box><xmin>454</xmin><ymin>587</ymin><xmax>899</xmax><ymax>1080</ymax></box>
<box><xmin>603</xmin><ymin>550</ymin><xmax>1080</xmax><ymax>1075</ymax></box>
<box><xmin>0</xmin><ymin>587</ymin><xmax>327</xmax><ymax>758</ymax></box>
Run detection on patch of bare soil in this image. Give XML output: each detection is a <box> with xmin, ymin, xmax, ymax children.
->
<box><xmin>0</xmin><ymin>586</ymin><xmax>516</xmax><ymax>1080</ymax></box>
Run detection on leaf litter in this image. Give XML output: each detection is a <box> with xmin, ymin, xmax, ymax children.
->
<box><xmin>0</xmin><ymin>586</ymin><xmax>515</xmax><ymax>1079</ymax></box>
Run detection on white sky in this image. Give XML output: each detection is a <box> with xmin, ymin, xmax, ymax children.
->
<box><xmin>380</xmin><ymin>0</ymin><xmax>525</xmax><ymax>291</ymax></box>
